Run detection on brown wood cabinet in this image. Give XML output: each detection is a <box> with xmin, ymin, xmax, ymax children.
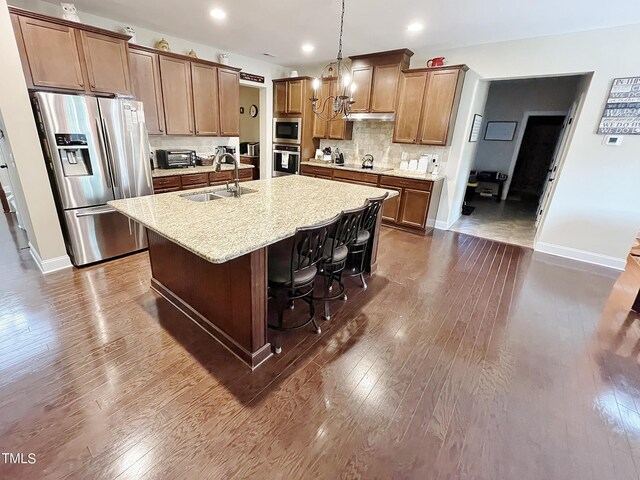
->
<box><xmin>393</xmin><ymin>65</ymin><xmax>467</xmax><ymax>146</ymax></box>
<box><xmin>348</xmin><ymin>49</ymin><xmax>413</xmax><ymax>114</ymax></box>
<box><xmin>152</xmin><ymin>168</ymin><xmax>253</xmax><ymax>193</ymax></box>
<box><xmin>273</xmin><ymin>78</ymin><xmax>305</xmax><ymax>115</ymax></box>
<box><xmin>311</xmin><ymin>78</ymin><xmax>353</xmax><ymax>141</ymax></box>
<box><xmin>299</xmin><ymin>162</ymin><xmax>442</xmax><ymax>234</ymax></box>
<box><xmin>159</xmin><ymin>56</ymin><xmax>194</xmax><ymax>135</ymax></box>
<box><xmin>11</xmin><ymin>8</ymin><xmax>132</xmax><ymax>95</ymax></box>
<box><xmin>129</xmin><ymin>48</ymin><xmax>165</xmax><ymax>135</ymax></box>
<box><xmin>218</xmin><ymin>69</ymin><xmax>240</xmax><ymax>136</ymax></box>
<box><xmin>79</xmin><ymin>30</ymin><xmax>131</xmax><ymax>94</ymax></box>
<box><xmin>311</xmin><ymin>79</ymin><xmax>331</xmax><ymax>138</ymax></box>
<box><xmin>191</xmin><ymin>63</ymin><xmax>219</xmax><ymax>136</ymax></box>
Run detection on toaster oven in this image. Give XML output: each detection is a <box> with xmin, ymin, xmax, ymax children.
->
<box><xmin>155</xmin><ymin>149</ymin><xmax>196</xmax><ymax>169</ymax></box>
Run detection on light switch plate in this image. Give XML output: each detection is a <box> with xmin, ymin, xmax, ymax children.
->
<box><xmin>603</xmin><ymin>135</ymin><xmax>623</xmax><ymax>146</ymax></box>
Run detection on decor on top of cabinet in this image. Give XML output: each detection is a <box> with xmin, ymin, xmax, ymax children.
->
<box><xmin>122</xmin><ymin>26</ymin><xmax>136</xmax><ymax>43</ymax></box>
<box><xmin>187</xmin><ymin>49</ymin><xmax>198</xmax><ymax>58</ymax></box>
<box><xmin>309</xmin><ymin>0</ymin><xmax>356</xmax><ymax>121</ymax></box>
<box><xmin>218</xmin><ymin>53</ymin><xmax>229</xmax><ymax>65</ymax></box>
<box><xmin>426</xmin><ymin>57</ymin><xmax>445</xmax><ymax>67</ymax></box>
<box><xmin>60</xmin><ymin>3</ymin><xmax>80</xmax><ymax>22</ymax></box>
<box><xmin>155</xmin><ymin>38</ymin><xmax>170</xmax><ymax>51</ymax></box>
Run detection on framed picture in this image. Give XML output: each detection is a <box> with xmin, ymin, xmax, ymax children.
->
<box><xmin>484</xmin><ymin>121</ymin><xmax>517</xmax><ymax>141</ymax></box>
<box><xmin>469</xmin><ymin>114</ymin><xmax>483</xmax><ymax>142</ymax></box>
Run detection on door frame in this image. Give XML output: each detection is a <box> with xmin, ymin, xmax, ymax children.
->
<box><xmin>502</xmin><ymin>110</ymin><xmax>567</xmax><ymax>200</ymax></box>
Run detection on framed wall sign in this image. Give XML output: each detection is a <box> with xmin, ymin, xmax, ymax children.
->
<box><xmin>598</xmin><ymin>77</ymin><xmax>640</xmax><ymax>135</ymax></box>
<box><xmin>485</xmin><ymin>121</ymin><xmax>517</xmax><ymax>141</ymax></box>
<box><xmin>469</xmin><ymin>114</ymin><xmax>483</xmax><ymax>142</ymax></box>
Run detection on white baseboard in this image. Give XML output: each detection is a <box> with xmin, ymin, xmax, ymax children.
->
<box><xmin>434</xmin><ymin>212</ymin><xmax>461</xmax><ymax>231</ymax></box>
<box><xmin>29</xmin><ymin>242</ymin><xmax>72</xmax><ymax>274</ymax></box>
<box><xmin>535</xmin><ymin>241</ymin><xmax>626</xmax><ymax>271</ymax></box>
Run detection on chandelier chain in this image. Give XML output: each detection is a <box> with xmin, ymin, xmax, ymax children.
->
<box><xmin>337</xmin><ymin>0</ymin><xmax>345</xmax><ymax>61</ymax></box>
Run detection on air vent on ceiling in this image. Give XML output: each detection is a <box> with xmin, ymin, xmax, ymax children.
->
<box><xmin>262</xmin><ymin>52</ymin><xmax>277</xmax><ymax>58</ymax></box>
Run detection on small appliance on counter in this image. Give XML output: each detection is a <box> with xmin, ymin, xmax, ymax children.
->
<box><xmin>333</xmin><ymin>148</ymin><xmax>345</xmax><ymax>165</ymax></box>
<box><xmin>156</xmin><ymin>149</ymin><xmax>196</xmax><ymax>169</ymax></box>
<box><xmin>322</xmin><ymin>147</ymin><xmax>332</xmax><ymax>162</ymax></box>
<box><xmin>215</xmin><ymin>146</ymin><xmax>237</xmax><ymax>164</ymax></box>
<box><xmin>361</xmin><ymin>154</ymin><xmax>374</xmax><ymax>169</ymax></box>
<box><xmin>239</xmin><ymin>142</ymin><xmax>259</xmax><ymax>157</ymax></box>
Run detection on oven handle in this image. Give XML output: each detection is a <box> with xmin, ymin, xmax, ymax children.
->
<box><xmin>273</xmin><ymin>150</ymin><xmax>301</xmax><ymax>155</ymax></box>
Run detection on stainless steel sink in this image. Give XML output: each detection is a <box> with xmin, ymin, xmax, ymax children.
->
<box><xmin>181</xmin><ymin>187</ymin><xmax>257</xmax><ymax>202</ymax></box>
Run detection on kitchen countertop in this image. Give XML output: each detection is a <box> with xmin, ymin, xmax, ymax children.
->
<box><xmin>109</xmin><ymin>175</ymin><xmax>397</xmax><ymax>264</ymax></box>
<box><xmin>152</xmin><ymin>164</ymin><xmax>254</xmax><ymax>178</ymax></box>
<box><xmin>303</xmin><ymin>160</ymin><xmax>445</xmax><ymax>182</ymax></box>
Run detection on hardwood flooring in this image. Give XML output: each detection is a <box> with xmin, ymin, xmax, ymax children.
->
<box><xmin>1</xmin><ymin>211</ymin><xmax>640</xmax><ymax>479</ymax></box>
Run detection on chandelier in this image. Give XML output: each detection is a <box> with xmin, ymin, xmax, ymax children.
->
<box><xmin>310</xmin><ymin>0</ymin><xmax>355</xmax><ymax>121</ymax></box>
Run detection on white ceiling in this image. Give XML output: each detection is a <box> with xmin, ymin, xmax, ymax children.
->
<box><xmin>46</xmin><ymin>0</ymin><xmax>640</xmax><ymax>66</ymax></box>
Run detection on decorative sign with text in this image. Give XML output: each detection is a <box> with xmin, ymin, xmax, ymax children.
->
<box><xmin>240</xmin><ymin>72</ymin><xmax>265</xmax><ymax>84</ymax></box>
<box><xmin>598</xmin><ymin>77</ymin><xmax>640</xmax><ymax>135</ymax></box>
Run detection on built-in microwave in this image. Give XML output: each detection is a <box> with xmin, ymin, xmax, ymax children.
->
<box><xmin>273</xmin><ymin>118</ymin><xmax>302</xmax><ymax>144</ymax></box>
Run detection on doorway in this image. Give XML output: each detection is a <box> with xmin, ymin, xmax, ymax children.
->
<box><xmin>450</xmin><ymin>75</ymin><xmax>584</xmax><ymax>248</ymax></box>
<box><xmin>239</xmin><ymin>85</ymin><xmax>262</xmax><ymax>179</ymax></box>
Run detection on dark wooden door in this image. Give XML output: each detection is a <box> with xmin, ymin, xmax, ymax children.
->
<box><xmin>159</xmin><ymin>56</ymin><xmax>194</xmax><ymax>135</ymax></box>
<box><xmin>17</xmin><ymin>16</ymin><xmax>85</xmax><ymax>90</ymax></box>
<box><xmin>399</xmin><ymin>189</ymin><xmax>430</xmax><ymax>228</ymax></box>
<box><xmin>218</xmin><ymin>69</ymin><xmax>240</xmax><ymax>136</ymax></box>
<box><xmin>129</xmin><ymin>48</ymin><xmax>164</xmax><ymax>134</ymax></box>
<box><xmin>381</xmin><ymin>186</ymin><xmax>402</xmax><ymax>223</ymax></box>
<box><xmin>191</xmin><ymin>63</ymin><xmax>219</xmax><ymax>136</ymax></box>
<box><xmin>80</xmin><ymin>31</ymin><xmax>131</xmax><ymax>94</ymax></box>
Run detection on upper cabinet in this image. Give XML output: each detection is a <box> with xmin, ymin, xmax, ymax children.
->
<box><xmin>159</xmin><ymin>56</ymin><xmax>194</xmax><ymax>135</ymax></box>
<box><xmin>393</xmin><ymin>65</ymin><xmax>467</xmax><ymax>146</ymax></box>
<box><xmin>311</xmin><ymin>78</ymin><xmax>353</xmax><ymax>141</ymax></box>
<box><xmin>129</xmin><ymin>48</ymin><xmax>165</xmax><ymax>135</ymax></box>
<box><xmin>348</xmin><ymin>49</ymin><xmax>413</xmax><ymax>114</ymax></box>
<box><xmin>217</xmin><ymin>69</ymin><xmax>240</xmax><ymax>136</ymax></box>
<box><xmin>273</xmin><ymin>78</ymin><xmax>306</xmax><ymax>116</ymax></box>
<box><xmin>191</xmin><ymin>63</ymin><xmax>219</xmax><ymax>136</ymax></box>
<box><xmin>10</xmin><ymin>8</ymin><xmax>131</xmax><ymax>94</ymax></box>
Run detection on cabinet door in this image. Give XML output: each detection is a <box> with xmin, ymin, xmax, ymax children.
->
<box><xmin>17</xmin><ymin>16</ymin><xmax>85</xmax><ymax>90</ymax></box>
<box><xmin>350</xmin><ymin>66</ymin><xmax>372</xmax><ymax>113</ymax></box>
<box><xmin>393</xmin><ymin>72</ymin><xmax>427</xmax><ymax>144</ymax></box>
<box><xmin>399</xmin><ymin>188</ymin><xmax>431</xmax><ymax>228</ymax></box>
<box><xmin>80</xmin><ymin>31</ymin><xmax>131</xmax><ymax>94</ymax></box>
<box><xmin>286</xmin><ymin>79</ymin><xmax>304</xmax><ymax>114</ymax></box>
<box><xmin>274</xmin><ymin>82</ymin><xmax>287</xmax><ymax>115</ymax></box>
<box><xmin>191</xmin><ymin>63</ymin><xmax>219</xmax><ymax>136</ymax></box>
<box><xmin>381</xmin><ymin>186</ymin><xmax>402</xmax><ymax>223</ymax></box>
<box><xmin>419</xmin><ymin>69</ymin><xmax>461</xmax><ymax>146</ymax></box>
<box><xmin>312</xmin><ymin>79</ymin><xmax>331</xmax><ymax>138</ymax></box>
<box><xmin>328</xmin><ymin>79</ymin><xmax>348</xmax><ymax>140</ymax></box>
<box><xmin>159</xmin><ymin>56</ymin><xmax>194</xmax><ymax>135</ymax></box>
<box><xmin>371</xmin><ymin>64</ymin><xmax>400</xmax><ymax>113</ymax></box>
<box><xmin>218</xmin><ymin>69</ymin><xmax>240</xmax><ymax>136</ymax></box>
<box><xmin>129</xmin><ymin>49</ymin><xmax>164</xmax><ymax>135</ymax></box>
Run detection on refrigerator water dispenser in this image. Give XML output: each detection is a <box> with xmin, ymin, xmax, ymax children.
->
<box><xmin>56</xmin><ymin>133</ymin><xmax>93</xmax><ymax>176</ymax></box>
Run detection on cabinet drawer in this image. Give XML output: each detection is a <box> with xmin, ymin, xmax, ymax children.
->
<box><xmin>238</xmin><ymin>169</ymin><xmax>253</xmax><ymax>179</ymax></box>
<box><xmin>380</xmin><ymin>176</ymin><xmax>432</xmax><ymax>191</ymax></box>
<box><xmin>209</xmin><ymin>171</ymin><xmax>233</xmax><ymax>184</ymax></box>
<box><xmin>181</xmin><ymin>173</ymin><xmax>209</xmax><ymax>186</ymax></box>
<box><xmin>154</xmin><ymin>186</ymin><xmax>182</xmax><ymax>194</ymax></box>
<box><xmin>300</xmin><ymin>164</ymin><xmax>332</xmax><ymax>177</ymax></box>
<box><xmin>181</xmin><ymin>183</ymin><xmax>208</xmax><ymax>191</ymax></box>
<box><xmin>153</xmin><ymin>176</ymin><xmax>181</xmax><ymax>190</ymax></box>
<box><xmin>333</xmin><ymin>169</ymin><xmax>378</xmax><ymax>185</ymax></box>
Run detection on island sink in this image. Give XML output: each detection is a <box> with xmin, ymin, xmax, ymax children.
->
<box><xmin>181</xmin><ymin>187</ymin><xmax>257</xmax><ymax>202</ymax></box>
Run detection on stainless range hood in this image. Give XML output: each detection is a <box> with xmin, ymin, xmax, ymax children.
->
<box><xmin>344</xmin><ymin>112</ymin><xmax>396</xmax><ymax>122</ymax></box>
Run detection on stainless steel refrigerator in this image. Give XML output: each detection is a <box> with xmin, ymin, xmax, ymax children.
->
<box><xmin>33</xmin><ymin>92</ymin><xmax>153</xmax><ymax>266</ymax></box>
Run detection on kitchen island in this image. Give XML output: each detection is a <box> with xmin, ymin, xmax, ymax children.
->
<box><xmin>109</xmin><ymin>175</ymin><xmax>396</xmax><ymax>369</ymax></box>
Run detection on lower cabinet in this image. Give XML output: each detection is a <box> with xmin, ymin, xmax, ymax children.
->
<box><xmin>152</xmin><ymin>169</ymin><xmax>252</xmax><ymax>193</ymax></box>
<box><xmin>399</xmin><ymin>189</ymin><xmax>431</xmax><ymax>228</ymax></box>
<box><xmin>381</xmin><ymin>186</ymin><xmax>402</xmax><ymax>222</ymax></box>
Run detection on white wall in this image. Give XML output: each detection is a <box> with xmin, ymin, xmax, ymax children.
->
<box><xmin>415</xmin><ymin>23</ymin><xmax>640</xmax><ymax>269</ymax></box>
<box><xmin>474</xmin><ymin>76</ymin><xmax>581</xmax><ymax>172</ymax></box>
<box><xmin>0</xmin><ymin>0</ymin><xmax>70</xmax><ymax>271</ymax></box>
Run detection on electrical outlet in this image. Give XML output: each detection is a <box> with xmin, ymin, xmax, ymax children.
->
<box><xmin>401</xmin><ymin>152</ymin><xmax>408</xmax><ymax>160</ymax></box>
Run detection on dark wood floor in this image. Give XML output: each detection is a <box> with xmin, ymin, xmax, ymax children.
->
<box><xmin>1</xmin><ymin>211</ymin><xmax>640</xmax><ymax>479</ymax></box>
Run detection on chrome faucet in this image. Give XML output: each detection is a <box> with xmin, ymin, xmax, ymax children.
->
<box><xmin>214</xmin><ymin>152</ymin><xmax>241</xmax><ymax>197</ymax></box>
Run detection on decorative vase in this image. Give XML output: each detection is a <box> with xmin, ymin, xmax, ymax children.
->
<box><xmin>60</xmin><ymin>3</ymin><xmax>81</xmax><ymax>22</ymax></box>
<box><xmin>155</xmin><ymin>38</ymin><xmax>170</xmax><ymax>52</ymax></box>
<box><xmin>218</xmin><ymin>53</ymin><xmax>229</xmax><ymax>65</ymax></box>
<box><xmin>122</xmin><ymin>26</ymin><xmax>136</xmax><ymax>44</ymax></box>
<box><xmin>187</xmin><ymin>49</ymin><xmax>198</xmax><ymax>58</ymax></box>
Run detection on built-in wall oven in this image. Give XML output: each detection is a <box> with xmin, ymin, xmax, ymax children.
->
<box><xmin>273</xmin><ymin>118</ymin><xmax>302</xmax><ymax>144</ymax></box>
<box><xmin>273</xmin><ymin>144</ymin><xmax>301</xmax><ymax>177</ymax></box>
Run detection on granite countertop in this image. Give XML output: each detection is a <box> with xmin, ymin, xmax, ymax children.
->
<box><xmin>303</xmin><ymin>160</ymin><xmax>445</xmax><ymax>182</ymax></box>
<box><xmin>152</xmin><ymin>164</ymin><xmax>254</xmax><ymax>178</ymax></box>
<box><xmin>109</xmin><ymin>175</ymin><xmax>398</xmax><ymax>264</ymax></box>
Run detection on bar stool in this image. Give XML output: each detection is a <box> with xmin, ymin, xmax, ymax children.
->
<box><xmin>267</xmin><ymin>214</ymin><xmax>339</xmax><ymax>354</ymax></box>
<box><xmin>315</xmin><ymin>205</ymin><xmax>368</xmax><ymax>321</ymax></box>
<box><xmin>345</xmin><ymin>193</ymin><xmax>388</xmax><ymax>289</ymax></box>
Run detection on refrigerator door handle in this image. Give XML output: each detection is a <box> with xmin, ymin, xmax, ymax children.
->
<box><xmin>75</xmin><ymin>206</ymin><xmax>117</xmax><ymax>217</ymax></box>
<box><xmin>95</xmin><ymin>117</ymin><xmax>112</xmax><ymax>186</ymax></box>
<box><xmin>101</xmin><ymin>118</ymin><xmax>120</xmax><ymax>188</ymax></box>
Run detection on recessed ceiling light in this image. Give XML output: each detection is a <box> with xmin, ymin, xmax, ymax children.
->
<box><xmin>302</xmin><ymin>44</ymin><xmax>315</xmax><ymax>53</ymax></box>
<box><xmin>209</xmin><ymin>8</ymin><xmax>226</xmax><ymax>20</ymax></box>
<box><xmin>407</xmin><ymin>22</ymin><xmax>423</xmax><ymax>32</ymax></box>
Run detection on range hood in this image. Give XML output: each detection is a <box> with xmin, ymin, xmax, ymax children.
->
<box><xmin>344</xmin><ymin>112</ymin><xmax>396</xmax><ymax>122</ymax></box>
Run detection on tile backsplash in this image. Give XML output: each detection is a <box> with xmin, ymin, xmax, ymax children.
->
<box><xmin>319</xmin><ymin>122</ymin><xmax>449</xmax><ymax>169</ymax></box>
<box><xmin>149</xmin><ymin>136</ymin><xmax>240</xmax><ymax>165</ymax></box>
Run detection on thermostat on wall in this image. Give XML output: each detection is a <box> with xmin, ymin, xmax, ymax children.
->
<box><xmin>603</xmin><ymin>135</ymin><xmax>623</xmax><ymax>146</ymax></box>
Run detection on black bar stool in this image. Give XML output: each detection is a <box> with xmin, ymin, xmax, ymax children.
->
<box><xmin>345</xmin><ymin>193</ymin><xmax>388</xmax><ymax>289</ymax></box>
<box><xmin>267</xmin><ymin>214</ymin><xmax>339</xmax><ymax>354</ymax></box>
<box><xmin>315</xmin><ymin>204</ymin><xmax>368</xmax><ymax>321</ymax></box>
